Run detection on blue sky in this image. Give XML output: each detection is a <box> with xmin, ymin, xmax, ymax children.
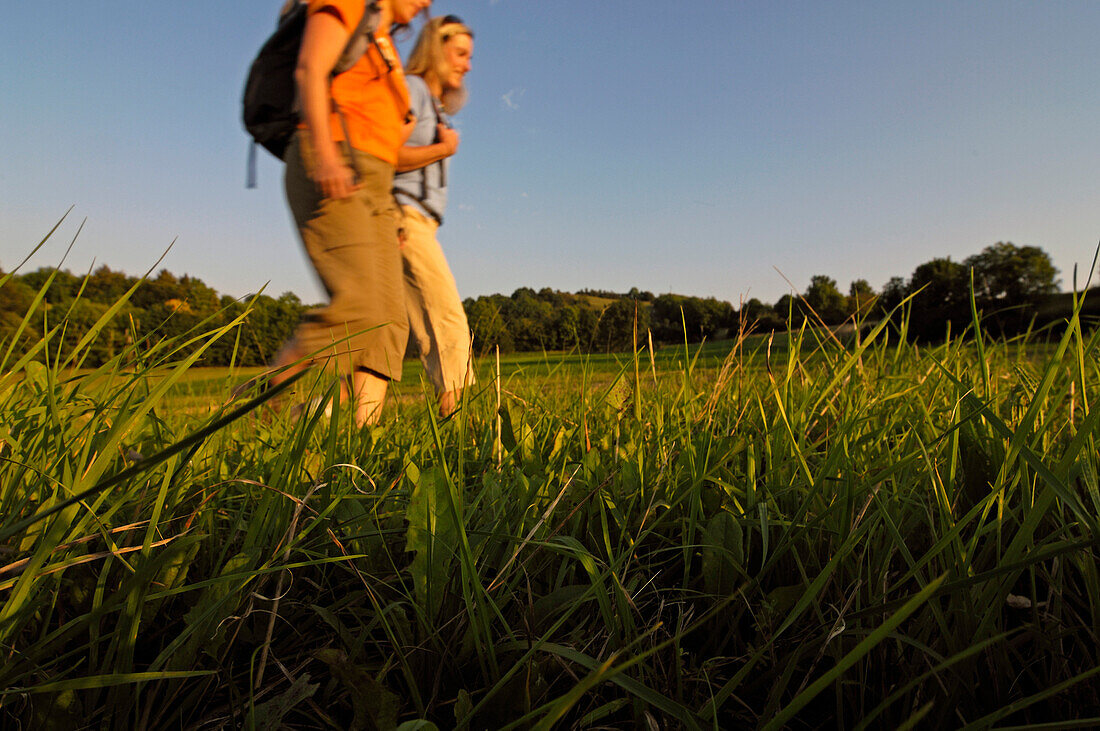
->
<box><xmin>2</xmin><ymin>1</ymin><xmax>1098</xmax><ymax>306</ymax></box>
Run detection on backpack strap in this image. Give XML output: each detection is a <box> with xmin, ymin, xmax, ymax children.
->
<box><xmin>421</xmin><ymin>96</ymin><xmax>440</xmax><ymax>201</ymax></box>
<box><xmin>333</xmin><ymin>1</ymin><xmax>380</xmax><ymax>74</ymax></box>
<box><xmin>428</xmin><ymin>95</ymin><xmax>448</xmax><ymax>190</ymax></box>
<box><xmin>331</xmin><ymin>2</ymin><xmax>382</xmax><ymax>182</ymax></box>
<box><xmin>394</xmin><ymin>92</ymin><xmax>446</xmax><ymax>224</ymax></box>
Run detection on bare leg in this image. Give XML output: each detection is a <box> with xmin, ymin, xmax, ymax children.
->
<box><xmin>232</xmin><ymin>338</ymin><xmax>309</xmax><ymax>400</ymax></box>
<box><xmin>269</xmin><ymin>339</ymin><xmax>309</xmax><ymax>387</ymax></box>
<box><xmin>438</xmin><ymin>388</ymin><xmax>461</xmax><ymax>418</ymax></box>
<box><xmin>351</xmin><ymin>368</ymin><xmax>389</xmax><ymax>426</ymax></box>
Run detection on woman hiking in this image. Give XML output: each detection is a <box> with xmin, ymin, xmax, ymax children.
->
<box><xmin>393</xmin><ymin>14</ymin><xmax>475</xmax><ymax>417</ymax></box>
<box><xmin>266</xmin><ymin>0</ymin><xmax>432</xmax><ymax>426</ymax></box>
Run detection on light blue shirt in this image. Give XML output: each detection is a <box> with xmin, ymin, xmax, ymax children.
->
<box><xmin>393</xmin><ymin>75</ymin><xmax>449</xmax><ymax>223</ymax></box>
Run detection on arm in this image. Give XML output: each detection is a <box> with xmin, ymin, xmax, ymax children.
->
<box><xmin>295</xmin><ymin>8</ymin><xmax>357</xmax><ymax>199</ymax></box>
<box><xmin>395</xmin><ymin>124</ymin><xmax>459</xmax><ymax>173</ymax></box>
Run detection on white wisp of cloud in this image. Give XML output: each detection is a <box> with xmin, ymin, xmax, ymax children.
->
<box><xmin>501</xmin><ymin>88</ymin><xmax>525</xmax><ymax>110</ymax></box>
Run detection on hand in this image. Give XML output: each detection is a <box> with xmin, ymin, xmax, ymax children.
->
<box><xmin>312</xmin><ymin>155</ymin><xmax>358</xmax><ymax>200</ymax></box>
<box><xmin>437</xmin><ymin>124</ymin><xmax>460</xmax><ymax>156</ymax></box>
<box><xmin>400</xmin><ymin>114</ymin><xmax>417</xmax><ymax>145</ymax></box>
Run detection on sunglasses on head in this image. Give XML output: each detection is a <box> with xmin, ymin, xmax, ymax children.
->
<box><xmin>439</xmin><ymin>15</ymin><xmax>470</xmax><ymax>42</ymax></box>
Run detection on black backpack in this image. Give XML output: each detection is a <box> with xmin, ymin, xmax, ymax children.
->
<box><xmin>242</xmin><ymin>1</ymin><xmax>380</xmax><ymax>183</ymax></box>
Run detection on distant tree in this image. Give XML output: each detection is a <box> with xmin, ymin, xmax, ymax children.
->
<box><xmin>594</xmin><ymin>299</ymin><xmax>639</xmax><ymax>352</ymax></box>
<box><xmin>205</xmin><ymin>298</ymin><xmax>248</xmax><ymax>366</ymax></box>
<box><xmin>575</xmin><ymin>305</ymin><xmax>601</xmax><ymax>352</ymax></box>
<box><xmin>511</xmin><ymin>286</ymin><xmax>537</xmax><ymax>301</ymax></box>
<box><xmin>134</xmin><ymin>269</ymin><xmax>185</xmax><ymax>309</ymax></box>
<box><xmin>465</xmin><ymin>297</ymin><xmax>513</xmax><ymax>354</ymax></box>
<box><xmin>0</xmin><ymin>309</ymin><xmax>38</xmax><ymax>361</ymax></box>
<box><xmin>739</xmin><ymin>298</ymin><xmax>783</xmax><ymax>331</ymax></box>
<box><xmin>651</xmin><ymin>294</ymin><xmax>688</xmax><ymax>341</ymax></box>
<box><xmin>180</xmin><ymin>275</ymin><xmax>220</xmax><ymax>313</ymax></box>
<box><xmin>961</xmin><ymin>242</ymin><xmax>1059</xmax><ymax>335</ymax></box>
<box><xmin>774</xmin><ymin>293</ymin><xmax>799</xmax><ymax>327</ymax></box>
<box><xmin>549</xmin><ymin>304</ymin><xmax>581</xmax><ymax>351</ymax></box>
<box><xmin>536</xmin><ymin>287</ymin><xmax>564</xmax><ymax>308</ymax></box>
<box><xmin>651</xmin><ymin>294</ymin><xmax>730</xmax><ymax>342</ymax></box>
<box><xmin>85</xmin><ymin>265</ymin><xmax>135</xmax><ymax>303</ymax></box>
<box><xmin>847</xmin><ymin>279</ymin><xmax>876</xmax><ymax>319</ymax></box>
<box><xmin>803</xmin><ymin>275</ymin><xmax>847</xmax><ymax>324</ymax></box>
<box><xmin>740</xmin><ymin>298</ymin><xmax>765</xmax><ymax>321</ymax></box>
<box><xmin>693</xmin><ymin>297</ymin><xmax>734</xmax><ymax>338</ymax></box>
<box><xmin>879</xmin><ymin>276</ymin><xmax>908</xmax><ymax>314</ymax></box>
<box><xmin>0</xmin><ymin>278</ymin><xmax>41</xmax><ymax>359</ymax></box>
<box><xmin>20</xmin><ymin>267</ymin><xmax>81</xmax><ymax>303</ymax></box>
<box><xmin>911</xmin><ymin>258</ymin><xmax>967</xmax><ymax>306</ymax></box>
<box><xmin>577</xmin><ymin>288</ymin><xmax>625</xmax><ymax>300</ymax></box>
<box><xmin>908</xmin><ymin>257</ymin><xmax>970</xmax><ymax>340</ymax></box>
<box><xmin>506</xmin><ymin>288</ymin><xmax>553</xmax><ymax>351</ymax></box>
<box><xmin>0</xmin><ymin>278</ymin><xmax>38</xmax><ymax>319</ymax></box>
<box><xmin>964</xmin><ymin>242</ymin><xmax>1058</xmax><ymax>306</ymax></box>
<box><xmin>63</xmin><ymin>300</ymin><xmax>116</xmax><ymax>365</ymax></box>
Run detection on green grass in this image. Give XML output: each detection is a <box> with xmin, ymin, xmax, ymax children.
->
<box><xmin>2</xmin><ymin>260</ymin><xmax>1099</xmax><ymax>729</ymax></box>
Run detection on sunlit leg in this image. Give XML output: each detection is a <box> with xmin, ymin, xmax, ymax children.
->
<box><xmin>269</xmin><ymin>339</ymin><xmax>309</xmax><ymax>387</ymax></box>
<box><xmin>351</xmin><ymin>368</ymin><xmax>389</xmax><ymax>426</ymax></box>
<box><xmin>438</xmin><ymin>388</ymin><xmax>460</xmax><ymax>418</ymax></box>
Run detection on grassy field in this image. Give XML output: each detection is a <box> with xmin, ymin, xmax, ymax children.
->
<box><xmin>2</xmin><ymin>287</ymin><xmax>1099</xmax><ymax>729</ymax></box>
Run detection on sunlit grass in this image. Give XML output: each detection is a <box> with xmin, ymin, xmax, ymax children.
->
<box><xmin>2</xmin><ymin>233</ymin><xmax>1099</xmax><ymax>728</ymax></box>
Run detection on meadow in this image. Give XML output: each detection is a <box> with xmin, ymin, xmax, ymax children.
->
<box><xmin>1</xmin><ymin>265</ymin><xmax>1099</xmax><ymax>729</ymax></box>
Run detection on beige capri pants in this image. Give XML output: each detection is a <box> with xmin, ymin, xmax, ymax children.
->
<box><xmin>401</xmin><ymin>205</ymin><xmax>475</xmax><ymax>395</ymax></box>
<box><xmin>284</xmin><ymin>133</ymin><xmax>408</xmax><ymax>381</ymax></box>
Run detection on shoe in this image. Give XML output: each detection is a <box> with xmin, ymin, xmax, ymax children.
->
<box><xmin>290</xmin><ymin>396</ymin><xmax>334</xmax><ymax>419</ymax></box>
<box><xmin>230</xmin><ymin>374</ymin><xmax>270</xmax><ymax>401</ymax></box>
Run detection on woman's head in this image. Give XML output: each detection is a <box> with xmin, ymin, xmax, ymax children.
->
<box><xmin>405</xmin><ymin>15</ymin><xmax>474</xmax><ymax>110</ymax></box>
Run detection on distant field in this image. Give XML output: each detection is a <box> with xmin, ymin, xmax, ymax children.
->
<box><xmin>145</xmin><ymin>331</ymin><xmax>1058</xmax><ymax>413</ymax></box>
<box><xmin>101</xmin><ymin>337</ymin><xmax>773</xmax><ymax>413</ymax></box>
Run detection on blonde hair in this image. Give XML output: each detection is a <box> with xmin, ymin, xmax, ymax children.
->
<box><xmin>404</xmin><ymin>15</ymin><xmax>473</xmax><ymax>107</ymax></box>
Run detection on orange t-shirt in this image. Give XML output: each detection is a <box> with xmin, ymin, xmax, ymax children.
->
<box><xmin>303</xmin><ymin>0</ymin><xmax>410</xmax><ymax>166</ymax></box>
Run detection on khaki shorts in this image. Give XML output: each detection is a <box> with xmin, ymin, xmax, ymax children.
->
<box><xmin>400</xmin><ymin>205</ymin><xmax>474</xmax><ymax>394</ymax></box>
<box><xmin>284</xmin><ymin>133</ymin><xmax>407</xmax><ymax>380</ymax></box>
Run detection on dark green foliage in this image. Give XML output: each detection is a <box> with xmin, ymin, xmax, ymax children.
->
<box><xmin>738</xmin><ymin>297</ymin><xmax>785</xmax><ymax>331</ymax></box>
<box><xmin>0</xmin><ymin>238</ymin><xmax>1077</xmax><ymax>370</ymax></box>
<box><xmin>464</xmin><ymin>288</ymin><xmax>712</xmax><ymax>355</ymax></box>
<box><xmin>966</xmin><ymin>242</ymin><xmax>1060</xmax><ymax>305</ymax></box>
<box><xmin>0</xmin><ymin>266</ymin><xmax>306</xmax><ymax>367</ymax></box>
<box><xmin>803</xmin><ymin>274</ymin><xmax>848</xmax><ymax>324</ymax></box>
<box><xmin>650</xmin><ymin>293</ymin><xmax>733</xmax><ymax>343</ymax></box>
<box><xmin>594</xmin><ymin>299</ymin><xmax>646</xmax><ymax>352</ymax></box>
<box><xmin>463</xmin><ymin>294</ymin><xmax>514</xmax><ymax>353</ymax></box>
<box><xmin>847</xmin><ymin>278</ymin><xmax>876</xmax><ymax>318</ymax></box>
<box><xmin>880</xmin><ymin>242</ymin><xmax>1065</xmax><ymax>341</ymax></box>
<box><xmin>908</xmin><ymin>257</ymin><xmax>972</xmax><ymax>339</ymax></box>
<box><xmin>878</xmin><ymin>275</ymin><xmax>908</xmax><ymax>313</ymax></box>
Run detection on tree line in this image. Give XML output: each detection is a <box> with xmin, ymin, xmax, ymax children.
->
<box><xmin>0</xmin><ymin>241</ymin><xmax>1086</xmax><ymax>366</ymax></box>
<box><xmin>465</xmin><ymin>242</ymin><xmax>1079</xmax><ymax>353</ymax></box>
<box><xmin>0</xmin><ymin>266</ymin><xmax>306</xmax><ymax>367</ymax></box>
